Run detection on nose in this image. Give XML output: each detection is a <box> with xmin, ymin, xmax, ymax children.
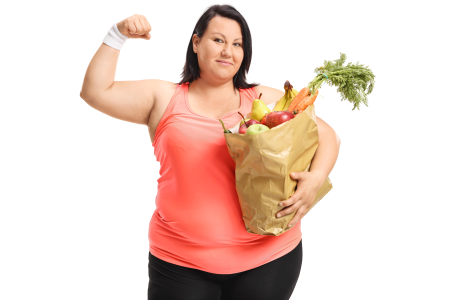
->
<box><xmin>221</xmin><ymin>43</ymin><xmax>232</xmax><ymax>58</ymax></box>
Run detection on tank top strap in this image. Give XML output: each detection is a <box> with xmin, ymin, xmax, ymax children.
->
<box><xmin>153</xmin><ymin>83</ymin><xmax>188</xmax><ymax>146</ymax></box>
<box><xmin>241</xmin><ymin>86</ymin><xmax>259</xmax><ymax>102</ymax></box>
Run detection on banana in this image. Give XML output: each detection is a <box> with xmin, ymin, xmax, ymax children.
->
<box><xmin>273</xmin><ymin>97</ymin><xmax>287</xmax><ymax>112</ymax></box>
<box><xmin>283</xmin><ymin>89</ymin><xmax>298</xmax><ymax>111</ymax></box>
<box><xmin>273</xmin><ymin>96</ymin><xmax>287</xmax><ymax>111</ymax></box>
<box><xmin>273</xmin><ymin>81</ymin><xmax>298</xmax><ymax>111</ymax></box>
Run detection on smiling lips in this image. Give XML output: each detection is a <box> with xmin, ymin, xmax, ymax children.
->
<box><xmin>217</xmin><ymin>60</ymin><xmax>232</xmax><ymax>66</ymax></box>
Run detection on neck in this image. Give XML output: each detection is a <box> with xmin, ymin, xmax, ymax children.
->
<box><xmin>188</xmin><ymin>76</ymin><xmax>238</xmax><ymax>100</ymax></box>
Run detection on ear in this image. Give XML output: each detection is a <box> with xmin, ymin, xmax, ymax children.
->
<box><xmin>192</xmin><ymin>34</ymin><xmax>200</xmax><ymax>54</ymax></box>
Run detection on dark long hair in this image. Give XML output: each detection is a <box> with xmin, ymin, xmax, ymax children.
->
<box><xmin>179</xmin><ymin>5</ymin><xmax>258</xmax><ymax>90</ymax></box>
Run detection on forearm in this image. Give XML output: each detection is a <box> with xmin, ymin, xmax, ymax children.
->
<box><xmin>309</xmin><ymin>123</ymin><xmax>341</xmax><ymax>185</ymax></box>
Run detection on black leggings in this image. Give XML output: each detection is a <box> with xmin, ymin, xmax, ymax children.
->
<box><xmin>148</xmin><ymin>239</ymin><xmax>302</xmax><ymax>300</ymax></box>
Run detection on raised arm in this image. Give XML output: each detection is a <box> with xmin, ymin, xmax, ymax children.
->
<box><xmin>79</xmin><ymin>14</ymin><xmax>169</xmax><ymax>125</ymax></box>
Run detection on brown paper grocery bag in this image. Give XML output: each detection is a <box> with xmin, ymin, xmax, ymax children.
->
<box><xmin>224</xmin><ymin>104</ymin><xmax>333</xmax><ymax>236</ymax></box>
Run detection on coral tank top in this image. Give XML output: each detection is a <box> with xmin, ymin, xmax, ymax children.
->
<box><xmin>149</xmin><ymin>82</ymin><xmax>302</xmax><ymax>274</ymax></box>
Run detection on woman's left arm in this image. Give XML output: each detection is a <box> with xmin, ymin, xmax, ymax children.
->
<box><xmin>276</xmin><ymin>116</ymin><xmax>341</xmax><ymax>227</ymax></box>
<box><xmin>306</xmin><ymin>116</ymin><xmax>341</xmax><ymax>189</ymax></box>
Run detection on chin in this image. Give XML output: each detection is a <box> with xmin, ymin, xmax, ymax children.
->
<box><xmin>214</xmin><ymin>69</ymin><xmax>237</xmax><ymax>80</ymax></box>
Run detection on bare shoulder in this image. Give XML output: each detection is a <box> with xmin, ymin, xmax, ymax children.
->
<box><xmin>147</xmin><ymin>79</ymin><xmax>178</xmax><ymax>101</ymax></box>
<box><xmin>143</xmin><ymin>79</ymin><xmax>177</xmax><ymax>92</ymax></box>
<box><xmin>254</xmin><ymin>85</ymin><xmax>284</xmax><ymax>105</ymax></box>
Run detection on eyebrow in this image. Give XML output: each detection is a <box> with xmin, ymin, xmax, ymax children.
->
<box><xmin>213</xmin><ymin>32</ymin><xmax>242</xmax><ymax>41</ymax></box>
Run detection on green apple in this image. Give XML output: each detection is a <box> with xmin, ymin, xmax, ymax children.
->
<box><xmin>240</xmin><ymin>119</ymin><xmax>251</xmax><ymax>127</ymax></box>
<box><xmin>245</xmin><ymin>124</ymin><xmax>270</xmax><ymax>135</ymax></box>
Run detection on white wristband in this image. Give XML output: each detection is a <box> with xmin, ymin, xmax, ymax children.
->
<box><xmin>103</xmin><ymin>23</ymin><xmax>129</xmax><ymax>50</ymax></box>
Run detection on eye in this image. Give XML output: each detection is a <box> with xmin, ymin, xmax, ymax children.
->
<box><xmin>233</xmin><ymin>42</ymin><xmax>242</xmax><ymax>47</ymax></box>
<box><xmin>214</xmin><ymin>38</ymin><xmax>224</xmax><ymax>43</ymax></box>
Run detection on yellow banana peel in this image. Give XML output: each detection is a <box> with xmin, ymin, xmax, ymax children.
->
<box><xmin>283</xmin><ymin>88</ymin><xmax>298</xmax><ymax>111</ymax></box>
<box><xmin>273</xmin><ymin>96</ymin><xmax>287</xmax><ymax>112</ymax></box>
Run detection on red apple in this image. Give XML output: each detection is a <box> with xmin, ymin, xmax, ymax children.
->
<box><xmin>260</xmin><ymin>115</ymin><xmax>267</xmax><ymax>125</ymax></box>
<box><xmin>265</xmin><ymin>111</ymin><xmax>295</xmax><ymax>129</ymax></box>
<box><xmin>238</xmin><ymin>119</ymin><xmax>260</xmax><ymax>134</ymax></box>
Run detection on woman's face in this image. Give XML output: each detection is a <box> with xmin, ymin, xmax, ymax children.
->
<box><xmin>193</xmin><ymin>16</ymin><xmax>244</xmax><ymax>84</ymax></box>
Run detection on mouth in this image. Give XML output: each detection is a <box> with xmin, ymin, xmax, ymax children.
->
<box><xmin>217</xmin><ymin>60</ymin><xmax>233</xmax><ymax>66</ymax></box>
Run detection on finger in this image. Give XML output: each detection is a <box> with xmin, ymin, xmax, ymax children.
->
<box><xmin>287</xmin><ymin>206</ymin><xmax>307</xmax><ymax>227</ymax></box>
<box><xmin>278</xmin><ymin>194</ymin><xmax>298</xmax><ymax>207</ymax></box>
<box><xmin>290</xmin><ymin>172</ymin><xmax>306</xmax><ymax>180</ymax></box>
<box><xmin>138</xmin><ymin>16</ymin><xmax>151</xmax><ymax>40</ymax></box>
<box><xmin>276</xmin><ymin>201</ymin><xmax>301</xmax><ymax>218</ymax></box>
<box><xmin>279</xmin><ymin>191</ymin><xmax>302</xmax><ymax>208</ymax></box>
<box><xmin>137</xmin><ymin>18</ymin><xmax>151</xmax><ymax>40</ymax></box>
<box><xmin>143</xmin><ymin>17</ymin><xmax>152</xmax><ymax>32</ymax></box>
<box><xmin>143</xmin><ymin>32</ymin><xmax>151</xmax><ymax>40</ymax></box>
<box><xmin>132</xmin><ymin>15</ymin><xmax>140</xmax><ymax>30</ymax></box>
<box><xmin>136</xmin><ymin>17</ymin><xmax>146</xmax><ymax>35</ymax></box>
<box><xmin>130</xmin><ymin>16</ymin><xmax>141</xmax><ymax>34</ymax></box>
<box><xmin>134</xmin><ymin>17</ymin><xmax>144</xmax><ymax>35</ymax></box>
<box><xmin>127</xmin><ymin>19</ymin><xmax>137</xmax><ymax>36</ymax></box>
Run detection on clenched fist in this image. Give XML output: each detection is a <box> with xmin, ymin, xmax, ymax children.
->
<box><xmin>117</xmin><ymin>14</ymin><xmax>151</xmax><ymax>40</ymax></box>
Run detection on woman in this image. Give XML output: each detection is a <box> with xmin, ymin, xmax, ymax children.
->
<box><xmin>80</xmin><ymin>5</ymin><xmax>340</xmax><ymax>300</ymax></box>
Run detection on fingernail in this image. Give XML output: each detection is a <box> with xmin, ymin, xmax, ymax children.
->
<box><xmin>279</xmin><ymin>202</ymin><xmax>283</xmax><ymax>207</ymax></box>
<box><xmin>288</xmin><ymin>224</ymin><xmax>293</xmax><ymax>228</ymax></box>
<box><xmin>277</xmin><ymin>214</ymin><xmax>281</xmax><ymax>218</ymax></box>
